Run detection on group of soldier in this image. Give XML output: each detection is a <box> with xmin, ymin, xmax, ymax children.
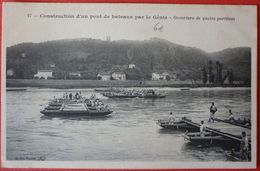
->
<box><xmin>168</xmin><ymin>102</ymin><xmax>249</xmax><ymax>161</ymax></box>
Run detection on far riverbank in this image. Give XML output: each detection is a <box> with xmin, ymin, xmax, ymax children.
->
<box><xmin>6</xmin><ymin>79</ymin><xmax>250</xmax><ymax>89</ymax></box>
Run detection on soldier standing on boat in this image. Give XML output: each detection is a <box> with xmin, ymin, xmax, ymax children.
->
<box><xmin>240</xmin><ymin>131</ymin><xmax>249</xmax><ymax>161</ymax></box>
<box><xmin>209</xmin><ymin>102</ymin><xmax>217</xmax><ymax>123</ymax></box>
<box><xmin>200</xmin><ymin>120</ymin><xmax>206</xmax><ymax>137</ymax></box>
<box><xmin>75</xmin><ymin>92</ymin><xmax>79</xmax><ymax>99</ymax></box>
<box><xmin>168</xmin><ymin>112</ymin><xmax>175</xmax><ymax>123</ymax></box>
<box><xmin>53</xmin><ymin>96</ymin><xmax>57</xmax><ymax>102</ymax></box>
<box><xmin>69</xmin><ymin>93</ymin><xmax>72</xmax><ymax>100</ymax></box>
<box><xmin>228</xmin><ymin>109</ymin><xmax>234</xmax><ymax>121</ymax></box>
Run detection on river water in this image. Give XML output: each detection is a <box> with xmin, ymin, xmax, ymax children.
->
<box><xmin>6</xmin><ymin>87</ymin><xmax>251</xmax><ymax>161</ymax></box>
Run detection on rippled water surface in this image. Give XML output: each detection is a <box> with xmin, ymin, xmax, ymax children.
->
<box><xmin>6</xmin><ymin>87</ymin><xmax>251</xmax><ymax>161</ymax></box>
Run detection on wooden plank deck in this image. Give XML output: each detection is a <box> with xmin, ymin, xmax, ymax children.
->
<box><xmin>182</xmin><ymin>118</ymin><xmax>251</xmax><ymax>143</ymax></box>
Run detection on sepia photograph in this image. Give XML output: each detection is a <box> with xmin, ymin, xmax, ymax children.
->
<box><xmin>1</xmin><ymin>3</ymin><xmax>257</xmax><ymax>169</ymax></box>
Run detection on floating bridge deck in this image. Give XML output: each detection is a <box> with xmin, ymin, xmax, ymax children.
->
<box><xmin>181</xmin><ymin>118</ymin><xmax>251</xmax><ymax>143</ymax></box>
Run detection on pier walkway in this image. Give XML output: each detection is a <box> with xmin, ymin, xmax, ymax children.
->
<box><xmin>182</xmin><ymin>118</ymin><xmax>251</xmax><ymax>143</ymax></box>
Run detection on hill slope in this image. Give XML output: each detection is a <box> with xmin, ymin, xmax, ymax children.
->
<box><xmin>6</xmin><ymin>38</ymin><xmax>251</xmax><ymax>82</ymax></box>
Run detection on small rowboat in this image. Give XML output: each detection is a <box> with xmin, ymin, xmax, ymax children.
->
<box><xmin>157</xmin><ymin>119</ymin><xmax>196</xmax><ymax>130</ymax></box>
<box><xmin>183</xmin><ymin>132</ymin><xmax>232</xmax><ymax>144</ymax></box>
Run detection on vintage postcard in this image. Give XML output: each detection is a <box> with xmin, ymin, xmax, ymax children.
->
<box><xmin>1</xmin><ymin>2</ymin><xmax>257</xmax><ymax>169</ymax></box>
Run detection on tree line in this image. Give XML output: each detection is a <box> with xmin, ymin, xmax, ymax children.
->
<box><xmin>201</xmin><ymin>60</ymin><xmax>234</xmax><ymax>85</ymax></box>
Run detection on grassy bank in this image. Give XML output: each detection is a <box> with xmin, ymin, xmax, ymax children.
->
<box><xmin>6</xmin><ymin>79</ymin><xmax>250</xmax><ymax>89</ymax></box>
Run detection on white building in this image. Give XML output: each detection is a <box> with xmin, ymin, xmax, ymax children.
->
<box><xmin>97</xmin><ymin>72</ymin><xmax>111</xmax><ymax>80</ymax></box>
<box><xmin>152</xmin><ymin>72</ymin><xmax>171</xmax><ymax>80</ymax></box>
<box><xmin>111</xmin><ymin>72</ymin><xmax>126</xmax><ymax>80</ymax></box>
<box><xmin>128</xmin><ymin>64</ymin><xmax>136</xmax><ymax>69</ymax></box>
<box><xmin>7</xmin><ymin>69</ymin><xmax>14</xmax><ymax>77</ymax></box>
<box><xmin>50</xmin><ymin>64</ymin><xmax>56</xmax><ymax>68</ymax></box>
<box><xmin>152</xmin><ymin>72</ymin><xmax>161</xmax><ymax>80</ymax></box>
<box><xmin>34</xmin><ymin>70</ymin><xmax>53</xmax><ymax>79</ymax></box>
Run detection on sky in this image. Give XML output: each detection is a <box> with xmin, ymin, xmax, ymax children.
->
<box><xmin>3</xmin><ymin>3</ymin><xmax>257</xmax><ymax>52</ymax></box>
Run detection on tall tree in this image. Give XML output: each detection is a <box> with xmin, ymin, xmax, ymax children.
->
<box><xmin>216</xmin><ymin>61</ymin><xmax>219</xmax><ymax>83</ymax></box>
<box><xmin>202</xmin><ymin>67</ymin><xmax>207</xmax><ymax>84</ymax></box>
<box><xmin>208</xmin><ymin>60</ymin><xmax>213</xmax><ymax>84</ymax></box>
<box><xmin>228</xmin><ymin>69</ymin><xmax>234</xmax><ymax>84</ymax></box>
<box><xmin>219</xmin><ymin>63</ymin><xmax>223</xmax><ymax>83</ymax></box>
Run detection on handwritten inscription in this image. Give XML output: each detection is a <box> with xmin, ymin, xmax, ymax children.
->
<box><xmin>154</xmin><ymin>22</ymin><xmax>164</xmax><ymax>32</ymax></box>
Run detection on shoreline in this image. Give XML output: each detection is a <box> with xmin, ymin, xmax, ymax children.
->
<box><xmin>6</xmin><ymin>79</ymin><xmax>250</xmax><ymax>89</ymax></box>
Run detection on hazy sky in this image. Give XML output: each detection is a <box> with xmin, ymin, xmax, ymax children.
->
<box><xmin>3</xmin><ymin>3</ymin><xmax>257</xmax><ymax>52</ymax></box>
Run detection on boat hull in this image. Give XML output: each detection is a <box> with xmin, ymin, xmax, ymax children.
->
<box><xmin>40</xmin><ymin>109</ymin><xmax>113</xmax><ymax>117</ymax></box>
<box><xmin>157</xmin><ymin>120</ymin><xmax>197</xmax><ymax>130</ymax></box>
<box><xmin>103</xmin><ymin>94</ymin><xmax>138</xmax><ymax>98</ymax></box>
<box><xmin>184</xmin><ymin>132</ymin><xmax>233</xmax><ymax>144</ymax></box>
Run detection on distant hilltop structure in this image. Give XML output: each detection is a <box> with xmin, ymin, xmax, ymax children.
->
<box><xmin>96</xmin><ymin>71</ymin><xmax>127</xmax><ymax>81</ymax></box>
<box><xmin>152</xmin><ymin>72</ymin><xmax>177</xmax><ymax>81</ymax></box>
<box><xmin>128</xmin><ymin>64</ymin><xmax>135</xmax><ymax>69</ymax></box>
<box><xmin>7</xmin><ymin>68</ymin><xmax>14</xmax><ymax>78</ymax></box>
<box><xmin>111</xmin><ymin>72</ymin><xmax>126</xmax><ymax>80</ymax></box>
